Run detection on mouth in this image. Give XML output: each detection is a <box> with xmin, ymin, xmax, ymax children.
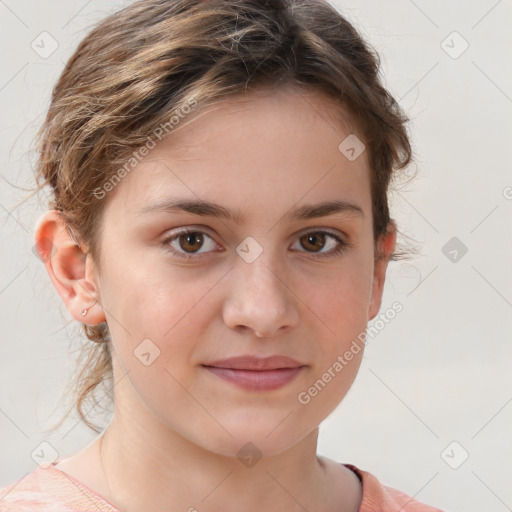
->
<box><xmin>202</xmin><ymin>355</ymin><xmax>306</xmax><ymax>391</ymax></box>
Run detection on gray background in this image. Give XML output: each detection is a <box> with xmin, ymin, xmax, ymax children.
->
<box><xmin>1</xmin><ymin>1</ymin><xmax>511</xmax><ymax>511</ymax></box>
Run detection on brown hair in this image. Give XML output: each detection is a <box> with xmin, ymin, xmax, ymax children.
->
<box><xmin>35</xmin><ymin>0</ymin><xmax>412</xmax><ymax>433</ymax></box>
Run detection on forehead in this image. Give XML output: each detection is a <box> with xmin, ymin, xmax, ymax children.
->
<box><xmin>103</xmin><ymin>86</ymin><xmax>371</xmax><ymax>222</ymax></box>
<box><xmin>167</xmin><ymin>85</ymin><xmax>361</xmax><ymax>159</ymax></box>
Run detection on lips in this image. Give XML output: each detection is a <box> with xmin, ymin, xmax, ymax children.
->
<box><xmin>202</xmin><ymin>355</ymin><xmax>306</xmax><ymax>391</ymax></box>
<box><xmin>205</xmin><ymin>355</ymin><xmax>304</xmax><ymax>370</ymax></box>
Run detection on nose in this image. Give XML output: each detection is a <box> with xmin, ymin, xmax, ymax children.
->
<box><xmin>222</xmin><ymin>253</ymin><xmax>300</xmax><ymax>338</ymax></box>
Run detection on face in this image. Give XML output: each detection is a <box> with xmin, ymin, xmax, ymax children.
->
<box><xmin>81</xmin><ymin>86</ymin><xmax>393</xmax><ymax>456</ymax></box>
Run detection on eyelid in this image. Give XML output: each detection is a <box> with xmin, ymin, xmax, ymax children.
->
<box><xmin>296</xmin><ymin>226</ymin><xmax>348</xmax><ymax>241</ymax></box>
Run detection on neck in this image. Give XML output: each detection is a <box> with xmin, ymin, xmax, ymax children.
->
<box><xmin>99</xmin><ymin>408</ymin><xmax>332</xmax><ymax>512</ymax></box>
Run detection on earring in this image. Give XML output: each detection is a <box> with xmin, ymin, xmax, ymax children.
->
<box><xmin>81</xmin><ymin>307</ymin><xmax>89</xmax><ymax>317</ymax></box>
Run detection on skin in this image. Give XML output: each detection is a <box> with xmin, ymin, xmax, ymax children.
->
<box><xmin>35</xmin><ymin>85</ymin><xmax>396</xmax><ymax>512</ymax></box>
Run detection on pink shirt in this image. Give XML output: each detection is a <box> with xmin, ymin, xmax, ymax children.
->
<box><xmin>0</xmin><ymin>462</ymin><xmax>443</xmax><ymax>511</ymax></box>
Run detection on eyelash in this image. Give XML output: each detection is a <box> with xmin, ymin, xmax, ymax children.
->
<box><xmin>160</xmin><ymin>228</ymin><xmax>350</xmax><ymax>261</ymax></box>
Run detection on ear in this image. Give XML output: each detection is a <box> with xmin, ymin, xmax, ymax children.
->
<box><xmin>33</xmin><ymin>210</ymin><xmax>106</xmax><ymax>326</ymax></box>
<box><xmin>368</xmin><ymin>221</ymin><xmax>397</xmax><ymax>321</ymax></box>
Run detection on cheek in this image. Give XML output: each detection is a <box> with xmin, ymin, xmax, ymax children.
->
<box><xmin>100</xmin><ymin>255</ymin><xmax>220</xmax><ymax>397</ymax></box>
<box><xmin>301</xmin><ymin>255</ymin><xmax>373</xmax><ymax>337</ymax></box>
<box><xmin>293</xmin><ymin>273</ymin><xmax>370</xmax><ymax>426</ymax></box>
<box><xmin>100</xmin><ymin>242</ymin><xmax>209</xmax><ymax>336</ymax></box>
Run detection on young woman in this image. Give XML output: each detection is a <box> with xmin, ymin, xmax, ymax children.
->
<box><xmin>1</xmin><ymin>0</ymin><xmax>443</xmax><ymax>510</ymax></box>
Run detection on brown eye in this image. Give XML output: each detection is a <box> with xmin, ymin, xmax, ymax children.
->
<box><xmin>292</xmin><ymin>230</ymin><xmax>347</xmax><ymax>258</ymax></box>
<box><xmin>300</xmin><ymin>232</ymin><xmax>327</xmax><ymax>253</ymax></box>
<box><xmin>162</xmin><ymin>229</ymin><xmax>219</xmax><ymax>259</ymax></box>
<box><xmin>178</xmin><ymin>232</ymin><xmax>204</xmax><ymax>253</ymax></box>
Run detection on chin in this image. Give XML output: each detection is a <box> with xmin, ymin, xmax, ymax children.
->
<box><xmin>185</xmin><ymin>411</ymin><xmax>317</xmax><ymax>460</ymax></box>
<box><xmin>203</xmin><ymin>432</ymin><xmax>305</xmax><ymax>461</ymax></box>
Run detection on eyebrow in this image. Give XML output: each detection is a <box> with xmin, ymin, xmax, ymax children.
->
<box><xmin>137</xmin><ymin>198</ymin><xmax>364</xmax><ymax>223</ymax></box>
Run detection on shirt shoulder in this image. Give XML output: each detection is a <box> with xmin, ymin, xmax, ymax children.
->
<box><xmin>343</xmin><ymin>463</ymin><xmax>445</xmax><ymax>512</ymax></box>
<box><xmin>0</xmin><ymin>464</ymin><xmax>119</xmax><ymax>512</ymax></box>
